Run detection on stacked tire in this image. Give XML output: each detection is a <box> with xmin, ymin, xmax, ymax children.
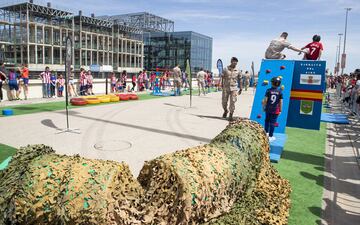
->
<box><xmin>109</xmin><ymin>95</ymin><xmax>120</xmax><ymax>102</ymax></box>
<box><xmin>85</xmin><ymin>98</ymin><xmax>101</xmax><ymax>104</ymax></box>
<box><xmin>128</xmin><ymin>94</ymin><xmax>139</xmax><ymax>100</ymax></box>
<box><xmin>117</xmin><ymin>94</ymin><xmax>130</xmax><ymax>101</ymax></box>
<box><xmin>97</xmin><ymin>95</ymin><xmax>111</xmax><ymax>103</ymax></box>
<box><xmin>71</xmin><ymin>94</ymin><xmax>138</xmax><ymax>106</ymax></box>
<box><xmin>70</xmin><ymin>98</ymin><xmax>87</xmax><ymax>106</ymax></box>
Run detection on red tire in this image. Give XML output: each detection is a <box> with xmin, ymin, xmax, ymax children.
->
<box><xmin>127</xmin><ymin>93</ymin><xmax>138</xmax><ymax>100</ymax></box>
<box><xmin>70</xmin><ymin>98</ymin><xmax>87</xmax><ymax>106</ymax></box>
<box><xmin>129</xmin><ymin>95</ymin><xmax>139</xmax><ymax>100</ymax></box>
<box><xmin>119</xmin><ymin>95</ymin><xmax>130</xmax><ymax>101</ymax></box>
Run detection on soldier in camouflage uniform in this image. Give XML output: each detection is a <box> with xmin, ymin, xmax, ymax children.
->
<box><xmin>173</xmin><ymin>64</ymin><xmax>182</xmax><ymax>96</ymax></box>
<box><xmin>221</xmin><ymin>57</ymin><xmax>242</xmax><ymax>121</ymax></box>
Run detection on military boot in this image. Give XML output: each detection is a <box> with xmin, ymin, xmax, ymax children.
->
<box><xmin>222</xmin><ymin>110</ymin><xmax>228</xmax><ymax>118</ymax></box>
<box><xmin>228</xmin><ymin>112</ymin><xmax>234</xmax><ymax>121</ymax></box>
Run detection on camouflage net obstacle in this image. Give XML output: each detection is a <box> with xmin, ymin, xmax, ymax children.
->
<box><xmin>0</xmin><ymin>118</ymin><xmax>291</xmax><ymax>225</ymax></box>
<box><xmin>0</xmin><ymin>145</ymin><xmax>142</xmax><ymax>225</ymax></box>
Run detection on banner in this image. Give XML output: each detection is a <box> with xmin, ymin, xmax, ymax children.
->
<box><xmin>216</xmin><ymin>59</ymin><xmax>223</xmax><ymax>77</ymax></box>
<box><xmin>251</xmin><ymin>61</ymin><xmax>255</xmax><ymax>87</ymax></box>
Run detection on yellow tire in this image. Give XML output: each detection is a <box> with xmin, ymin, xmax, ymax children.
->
<box><xmin>110</xmin><ymin>97</ymin><xmax>120</xmax><ymax>102</ymax></box>
<box><xmin>98</xmin><ymin>97</ymin><xmax>111</xmax><ymax>103</ymax></box>
<box><xmin>85</xmin><ymin>98</ymin><xmax>101</xmax><ymax>104</ymax></box>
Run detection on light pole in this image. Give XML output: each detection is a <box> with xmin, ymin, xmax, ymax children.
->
<box><xmin>334</xmin><ymin>45</ymin><xmax>338</xmax><ymax>75</ymax></box>
<box><xmin>341</xmin><ymin>8</ymin><xmax>351</xmax><ymax>75</ymax></box>
<box><xmin>337</xmin><ymin>33</ymin><xmax>343</xmax><ymax>75</ymax></box>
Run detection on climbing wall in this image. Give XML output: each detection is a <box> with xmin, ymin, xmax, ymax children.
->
<box><xmin>250</xmin><ymin>60</ymin><xmax>295</xmax><ymax>162</ymax></box>
<box><xmin>250</xmin><ymin>60</ymin><xmax>295</xmax><ymax>133</ymax></box>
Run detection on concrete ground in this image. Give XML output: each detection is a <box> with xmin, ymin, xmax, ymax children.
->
<box><xmin>0</xmin><ymin>89</ymin><xmax>255</xmax><ymax>176</ymax></box>
<box><xmin>1</xmin><ymin>88</ymin><xmax>359</xmax><ymax>223</ymax></box>
<box><xmin>321</xmin><ymin>94</ymin><xmax>360</xmax><ymax>225</ymax></box>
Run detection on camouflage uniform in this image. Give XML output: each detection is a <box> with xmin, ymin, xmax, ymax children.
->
<box><xmin>221</xmin><ymin>66</ymin><xmax>242</xmax><ymax>114</ymax></box>
<box><xmin>173</xmin><ymin>66</ymin><xmax>182</xmax><ymax>96</ymax></box>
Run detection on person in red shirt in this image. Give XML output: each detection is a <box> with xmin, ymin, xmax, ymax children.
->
<box><xmin>301</xmin><ymin>35</ymin><xmax>323</xmax><ymax>60</ymax></box>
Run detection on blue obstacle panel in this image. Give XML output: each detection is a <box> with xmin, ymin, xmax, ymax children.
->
<box><xmin>287</xmin><ymin>99</ymin><xmax>323</xmax><ymax>130</ymax></box>
<box><xmin>2</xmin><ymin>109</ymin><xmax>14</xmax><ymax>116</ymax></box>
<box><xmin>250</xmin><ymin>60</ymin><xmax>295</xmax><ymax>134</ymax></box>
<box><xmin>321</xmin><ymin>113</ymin><xmax>349</xmax><ymax>124</ymax></box>
<box><xmin>287</xmin><ymin>61</ymin><xmax>326</xmax><ymax>130</ymax></box>
<box><xmin>269</xmin><ymin>133</ymin><xmax>287</xmax><ymax>162</ymax></box>
<box><xmin>151</xmin><ymin>92</ymin><xmax>171</xmax><ymax>97</ymax></box>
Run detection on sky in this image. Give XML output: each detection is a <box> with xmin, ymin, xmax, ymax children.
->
<box><xmin>22</xmin><ymin>0</ymin><xmax>360</xmax><ymax>73</ymax></box>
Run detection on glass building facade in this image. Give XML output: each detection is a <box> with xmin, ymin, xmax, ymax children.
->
<box><xmin>144</xmin><ymin>31</ymin><xmax>212</xmax><ymax>73</ymax></box>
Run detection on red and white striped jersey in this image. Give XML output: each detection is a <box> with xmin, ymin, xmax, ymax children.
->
<box><xmin>80</xmin><ymin>72</ymin><xmax>87</xmax><ymax>86</ymax></box>
<box><xmin>40</xmin><ymin>71</ymin><xmax>51</xmax><ymax>83</ymax></box>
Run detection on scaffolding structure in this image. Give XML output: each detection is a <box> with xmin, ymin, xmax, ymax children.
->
<box><xmin>0</xmin><ymin>0</ymin><xmax>144</xmax><ymax>76</ymax></box>
<box><xmin>99</xmin><ymin>12</ymin><xmax>175</xmax><ymax>33</ymax></box>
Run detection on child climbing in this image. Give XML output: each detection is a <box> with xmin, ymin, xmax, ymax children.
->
<box><xmin>262</xmin><ymin>76</ymin><xmax>283</xmax><ymax>142</ymax></box>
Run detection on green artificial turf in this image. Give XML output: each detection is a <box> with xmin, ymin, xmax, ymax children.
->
<box><xmin>0</xmin><ymin>94</ymin><xmax>163</xmax><ymax>117</ymax></box>
<box><xmin>273</xmin><ymin>123</ymin><xmax>327</xmax><ymax>225</ymax></box>
<box><xmin>0</xmin><ymin>89</ymin><xmax>220</xmax><ymax>117</ymax></box>
<box><xmin>0</xmin><ymin>143</ymin><xmax>17</xmax><ymax>163</ymax></box>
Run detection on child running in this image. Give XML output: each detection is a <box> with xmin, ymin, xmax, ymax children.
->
<box><xmin>262</xmin><ymin>77</ymin><xmax>283</xmax><ymax>142</ymax></box>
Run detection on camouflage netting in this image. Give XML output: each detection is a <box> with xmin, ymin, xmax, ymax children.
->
<box><xmin>205</xmin><ymin>159</ymin><xmax>291</xmax><ymax>225</ymax></box>
<box><xmin>0</xmin><ymin>118</ymin><xmax>291</xmax><ymax>225</ymax></box>
<box><xmin>0</xmin><ymin>145</ymin><xmax>142</xmax><ymax>225</ymax></box>
<box><xmin>137</xmin><ymin>119</ymin><xmax>270</xmax><ymax>224</ymax></box>
<box><xmin>205</xmin><ymin>119</ymin><xmax>291</xmax><ymax>225</ymax></box>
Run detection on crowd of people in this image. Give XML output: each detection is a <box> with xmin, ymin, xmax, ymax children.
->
<box><xmin>332</xmin><ymin>71</ymin><xmax>360</xmax><ymax>115</ymax></box>
<box><xmin>39</xmin><ymin>66</ymin><xmax>67</xmax><ymax>98</ymax></box>
<box><xmin>0</xmin><ymin>62</ymin><xmax>30</xmax><ymax>101</ymax></box>
<box><xmin>0</xmin><ymin>61</ymin><xmax>255</xmax><ymax>103</ymax></box>
<box><xmin>106</xmin><ymin>68</ymin><xmax>218</xmax><ymax>95</ymax></box>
